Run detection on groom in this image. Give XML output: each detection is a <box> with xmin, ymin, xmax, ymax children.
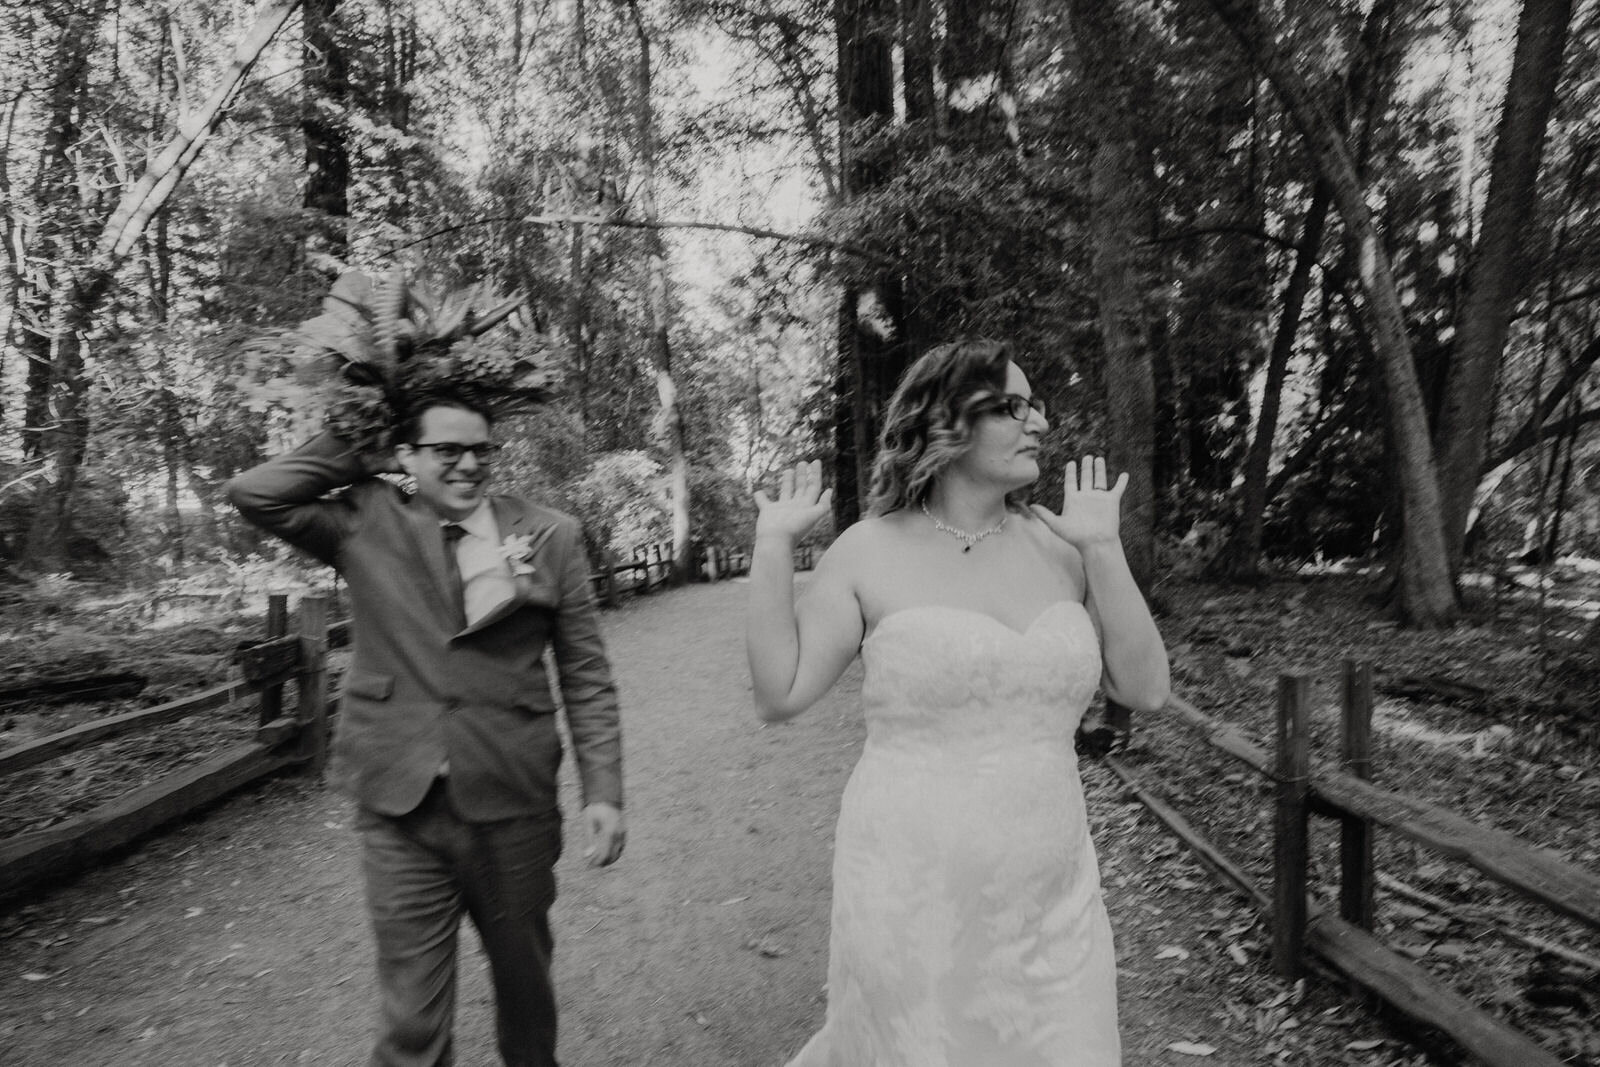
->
<box><xmin>226</xmin><ymin>389</ymin><xmax>624</xmax><ymax>1067</ymax></box>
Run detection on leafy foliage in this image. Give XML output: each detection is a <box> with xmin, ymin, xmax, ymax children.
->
<box><xmin>247</xmin><ymin>269</ymin><xmax>554</xmax><ymax>454</ymax></box>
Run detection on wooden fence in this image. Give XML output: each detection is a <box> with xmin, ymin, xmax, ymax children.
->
<box><xmin>0</xmin><ymin>538</ymin><xmax>818</xmax><ymax>905</ymax></box>
<box><xmin>1106</xmin><ymin>661</ymin><xmax>1600</xmax><ymax>1067</ymax></box>
<box><xmin>0</xmin><ymin>593</ymin><xmax>344</xmax><ymax>906</ymax></box>
<box><xmin>591</xmin><ymin>538</ymin><xmax>818</xmax><ymax>605</ymax></box>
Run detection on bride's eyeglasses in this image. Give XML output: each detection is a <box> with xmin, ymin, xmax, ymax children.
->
<box><xmin>987</xmin><ymin>394</ymin><xmax>1047</xmax><ymax>421</ymax></box>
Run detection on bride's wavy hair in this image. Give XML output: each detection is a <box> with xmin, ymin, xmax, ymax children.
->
<box><xmin>866</xmin><ymin>339</ymin><xmax>1024</xmax><ymax>516</ymax></box>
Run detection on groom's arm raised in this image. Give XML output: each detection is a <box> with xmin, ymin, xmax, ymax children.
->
<box><xmin>225</xmin><ymin>433</ymin><xmax>382</xmax><ymax>566</ymax></box>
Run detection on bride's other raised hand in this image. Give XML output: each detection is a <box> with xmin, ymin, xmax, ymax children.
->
<box><xmin>754</xmin><ymin>459</ymin><xmax>833</xmax><ymax>543</ymax></box>
<box><xmin>1031</xmin><ymin>455</ymin><xmax>1127</xmax><ymax>550</ymax></box>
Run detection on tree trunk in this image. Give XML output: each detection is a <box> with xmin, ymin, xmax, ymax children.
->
<box><xmin>900</xmin><ymin>0</ymin><xmax>937</xmax><ymax>133</ymax></box>
<box><xmin>378</xmin><ymin>2</ymin><xmax>418</xmax><ymax>226</ymax></box>
<box><xmin>303</xmin><ymin>0</ymin><xmax>350</xmax><ymax>262</ymax></box>
<box><xmin>142</xmin><ymin>202</ymin><xmax>187</xmax><ymax>570</ymax></box>
<box><xmin>1216</xmin><ymin>183</ymin><xmax>1330</xmax><ymax>580</ymax></box>
<box><xmin>18</xmin><ymin>0</ymin><xmax>108</xmax><ymax>460</ymax></box>
<box><xmin>1068</xmin><ymin>0</ymin><xmax>1159</xmax><ymax>588</ymax></box>
<box><xmin>0</xmin><ymin>91</ymin><xmax>25</xmax><ymax>427</ymax></box>
<box><xmin>831</xmin><ymin>0</ymin><xmax>900</xmax><ymax>527</ymax></box>
<box><xmin>1200</xmin><ymin>0</ymin><xmax>1457</xmax><ymax>626</ymax></box>
<box><xmin>1434</xmin><ymin>0</ymin><xmax>1573</xmax><ymax>572</ymax></box>
<box><xmin>624</xmin><ymin>0</ymin><xmax>691</xmax><ymax>584</ymax></box>
<box><xmin>1088</xmin><ymin>138</ymin><xmax>1159</xmax><ymax>589</ymax></box>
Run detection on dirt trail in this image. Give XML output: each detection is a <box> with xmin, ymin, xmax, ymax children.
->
<box><xmin>0</xmin><ymin>581</ymin><xmax>1404</xmax><ymax>1066</ymax></box>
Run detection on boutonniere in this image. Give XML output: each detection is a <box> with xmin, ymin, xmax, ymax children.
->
<box><xmin>499</xmin><ymin>533</ymin><xmax>538</xmax><ymax>576</ymax></box>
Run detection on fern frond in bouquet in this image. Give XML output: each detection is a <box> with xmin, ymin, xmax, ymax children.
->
<box><xmin>253</xmin><ymin>268</ymin><xmax>555</xmax><ymax>454</ymax></box>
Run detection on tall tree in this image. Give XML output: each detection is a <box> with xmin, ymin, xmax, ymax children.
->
<box><xmin>303</xmin><ymin>0</ymin><xmax>351</xmax><ymax>262</ymax></box>
<box><xmin>622</xmin><ymin>0</ymin><xmax>692</xmax><ymax>582</ymax></box>
<box><xmin>1066</xmin><ymin>0</ymin><xmax>1160</xmax><ymax>588</ymax></box>
<box><xmin>1217</xmin><ymin>0</ymin><xmax>1402</xmax><ymax>578</ymax></box>
<box><xmin>1434</xmin><ymin>0</ymin><xmax>1574</xmax><ymax>572</ymax></box>
<box><xmin>1200</xmin><ymin>0</ymin><xmax>1458</xmax><ymax>625</ymax></box>
<box><xmin>830</xmin><ymin>0</ymin><xmax>899</xmax><ymax>528</ymax></box>
<box><xmin>18</xmin><ymin>0</ymin><xmax>112</xmax><ymax>461</ymax></box>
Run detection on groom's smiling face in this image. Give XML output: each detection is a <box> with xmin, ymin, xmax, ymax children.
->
<box><xmin>397</xmin><ymin>405</ymin><xmax>494</xmax><ymax>521</ymax></box>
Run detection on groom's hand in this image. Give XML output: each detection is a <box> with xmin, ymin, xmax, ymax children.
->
<box><xmin>583</xmin><ymin>802</ymin><xmax>625</xmax><ymax>867</ymax></box>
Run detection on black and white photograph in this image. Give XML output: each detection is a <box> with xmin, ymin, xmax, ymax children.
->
<box><xmin>1</xmin><ymin>0</ymin><xmax>1597</xmax><ymax>1063</ymax></box>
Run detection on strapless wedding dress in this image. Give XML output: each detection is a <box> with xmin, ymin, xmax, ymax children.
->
<box><xmin>785</xmin><ymin>601</ymin><xmax>1120</xmax><ymax>1067</ymax></box>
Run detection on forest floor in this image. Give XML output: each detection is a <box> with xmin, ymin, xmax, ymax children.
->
<box><xmin>0</xmin><ymin>565</ymin><xmax>1596</xmax><ymax>1066</ymax></box>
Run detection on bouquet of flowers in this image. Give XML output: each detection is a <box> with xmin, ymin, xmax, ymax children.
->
<box><xmin>259</xmin><ymin>268</ymin><xmax>556</xmax><ymax>454</ymax></box>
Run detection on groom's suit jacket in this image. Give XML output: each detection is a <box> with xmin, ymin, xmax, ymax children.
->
<box><xmin>226</xmin><ymin>433</ymin><xmax>622</xmax><ymax>822</ymax></box>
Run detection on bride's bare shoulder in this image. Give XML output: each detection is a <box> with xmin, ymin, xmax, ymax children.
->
<box><xmin>822</xmin><ymin>511</ymin><xmax>919</xmax><ymax>565</ymax></box>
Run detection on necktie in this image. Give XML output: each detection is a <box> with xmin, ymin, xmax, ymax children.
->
<box><xmin>442</xmin><ymin>523</ymin><xmax>468</xmax><ymax>616</ymax></box>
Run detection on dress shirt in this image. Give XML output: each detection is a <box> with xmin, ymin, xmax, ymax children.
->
<box><xmin>447</xmin><ymin>502</ymin><xmax>517</xmax><ymax>627</ymax></box>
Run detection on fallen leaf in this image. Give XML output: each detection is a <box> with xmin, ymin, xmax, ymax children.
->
<box><xmin>21</xmin><ymin>972</ymin><xmax>52</xmax><ymax>982</ymax></box>
<box><xmin>1155</xmin><ymin>945</ymin><xmax>1191</xmax><ymax>961</ymax></box>
<box><xmin>1226</xmin><ymin>943</ymin><xmax>1249</xmax><ymax>966</ymax></box>
<box><xmin>185</xmin><ymin>907</ymin><xmax>204</xmax><ymax>919</ymax></box>
<box><xmin>1345</xmin><ymin>1038</ymin><xmax>1385</xmax><ymax>1051</ymax></box>
<box><xmin>1166</xmin><ymin>1040</ymin><xmax>1217</xmax><ymax>1056</ymax></box>
<box><xmin>745</xmin><ymin>938</ymin><xmax>788</xmax><ymax>958</ymax></box>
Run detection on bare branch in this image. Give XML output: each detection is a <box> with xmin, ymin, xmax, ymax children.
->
<box><xmin>383</xmin><ymin>213</ymin><xmax>898</xmax><ymax>269</ymax></box>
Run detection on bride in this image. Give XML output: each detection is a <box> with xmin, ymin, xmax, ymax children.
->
<box><xmin>746</xmin><ymin>339</ymin><xmax>1169</xmax><ymax>1066</ymax></box>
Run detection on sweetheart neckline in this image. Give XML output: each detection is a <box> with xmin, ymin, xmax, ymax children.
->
<box><xmin>865</xmin><ymin>600</ymin><xmax>1087</xmax><ymax>645</ymax></box>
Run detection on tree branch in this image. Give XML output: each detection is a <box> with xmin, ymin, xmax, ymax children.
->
<box><xmin>95</xmin><ymin>0</ymin><xmax>303</xmax><ymax>266</ymax></box>
<box><xmin>1486</xmin><ymin>408</ymin><xmax>1600</xmax><ymax>472</ymax></box>
<box><xmin>384</xmin><ymin>213</ymin><xmax>898</xmax><ymax>268</ymax></box>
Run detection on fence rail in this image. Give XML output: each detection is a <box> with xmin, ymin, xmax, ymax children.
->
<box><xmin>0</xmin><ymin>594</ymin><xmax>339</xmax><ymax>905</ymax></box>
<box><xmin>1108</xmin><ymin>662</ymin><xmax>1595</xmax><ymax>1067</ymax></box>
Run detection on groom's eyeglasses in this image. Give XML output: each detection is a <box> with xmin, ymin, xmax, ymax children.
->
<box><xmin>411</xmin><ymin>442</ymin><xmax>504</xmax><ymax>464</ymax></box>
<box><xmin>987</xmin><ymin>394</ymin><xmax>1047</xmax><ymax>421</ymax></box>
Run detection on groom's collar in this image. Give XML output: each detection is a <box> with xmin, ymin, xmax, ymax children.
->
<box><xmin>447</xmin><ymin>500</ymin><xmax>498</xmax><ymax>541</ymax></box>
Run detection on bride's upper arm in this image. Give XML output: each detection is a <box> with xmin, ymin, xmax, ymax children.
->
<box><xmin>783</xmin><ymin>527</ymin><xmax>870</xmax><ymax>712</ymax></box>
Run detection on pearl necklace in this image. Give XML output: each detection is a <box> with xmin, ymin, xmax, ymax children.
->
<box><xmin>921</xmin><ymin>500</ymin><xmax>1007</xmax><ymax>553</ymax></box>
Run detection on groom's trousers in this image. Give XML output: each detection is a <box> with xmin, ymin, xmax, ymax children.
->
<box><xmin>358</xmin><ymin>777</ymin><xmax>564</xmax><ymax>1067</ymax></box>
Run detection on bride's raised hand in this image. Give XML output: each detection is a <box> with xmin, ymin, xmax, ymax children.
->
<box><xmin>754</xmin><ymin>459</ymin><xmax>834</xmax><ymax>544</ymax></box>
<box><xmin>1030</xmin><ymin>455</ymin><xmax>1128</xmax><ymax>550</ymax></box>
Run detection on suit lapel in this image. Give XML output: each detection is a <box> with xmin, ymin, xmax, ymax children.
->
<box><xmin>450</xmin><ymin>497</ymin><xmax>561</xmax><ymax>638</ymax></box>
<box><xmin>490</xmin><ymin>497</ymin><xmax>560</xmax><ymax>562</ymax></box>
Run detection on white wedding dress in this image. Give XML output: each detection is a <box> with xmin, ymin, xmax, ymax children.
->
<box><xmin>785</xmin><ymin>600</ymin><xmax>1121</xmax><ymax>1067</ymax></box>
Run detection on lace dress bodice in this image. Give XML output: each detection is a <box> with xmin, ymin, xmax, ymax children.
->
<box><xmin>861</xmin><ymin>601</ymin><xmax>1101</xmax><ymax>751</ymax></box>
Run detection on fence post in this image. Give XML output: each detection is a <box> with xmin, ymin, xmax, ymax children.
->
<box><xmin>1272</xmin><ymin>672</ymin><xmax>1312</xmax><ymax>978</ymax></box>
<box><xmin>599</xmin><ymin>549</ymin><xmax>617</xmax><ymax>608</ymax></box>
<box><xmin>1340</xmin><ymin>660</ymin><xmax>1376</xmax><ymax>930</ymax></box>
<box><xmin>296</xmin><ymin>595</ymin><xmax>330</xmax><ymax>773</ymax></box>
<box><xmin>258</xmin><ymin>593</ymin><xmax>289</xmax><ymax>728</ymax></box>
